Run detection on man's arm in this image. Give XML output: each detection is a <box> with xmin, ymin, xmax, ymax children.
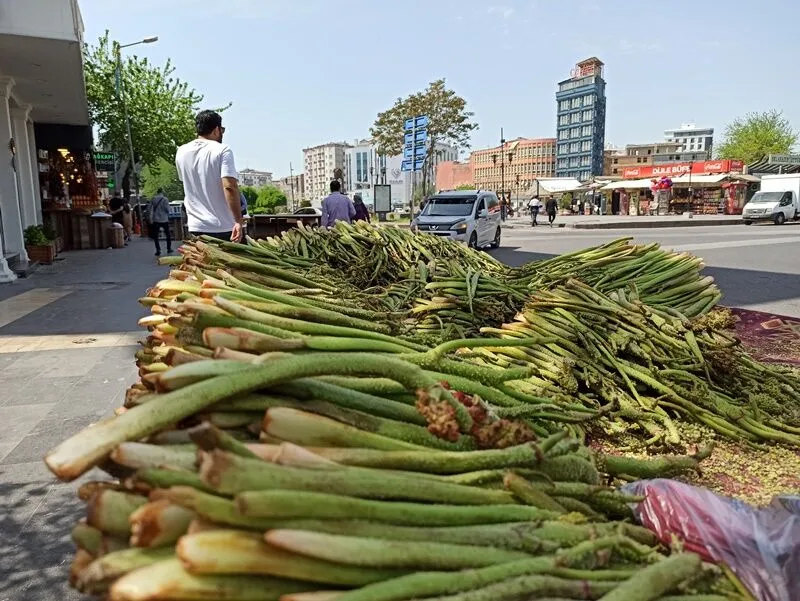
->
<box><xmin>348</xmin><ymin>199</ymin><xmax>356</xmax><ymax>219</ymax></box>
<box><xmin>220</xmin><ymin>147</ymin><xmax>243</xmax><ymax>240</ymax></box>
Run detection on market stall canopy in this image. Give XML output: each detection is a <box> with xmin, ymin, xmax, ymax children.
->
<box><xmin>671</xmin><ymin>173</ymin><xmax>760</xmax><ymax>186</ymax></box>
<box><xmin>747</xmin><ymin>154</ymin><xmax>800</xmax><ymax>175</ymax></box>
<box><xmin>600</xmin><ymin>178</ymin><xmax>655</xmax><ymax>190</ymax></box>
<box><xmin>526</xmin><ymin>178</ymin><xmax>584</xmax><ymax>196</ymax></box>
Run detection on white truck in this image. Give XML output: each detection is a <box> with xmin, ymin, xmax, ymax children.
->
<box><xmin>742</xmin><ymin>173</ymin><xmax>800</xmax><ymax>225</ymax></box>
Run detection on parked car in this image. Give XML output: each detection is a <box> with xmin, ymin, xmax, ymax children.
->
<box><xmin>411</xmin><ymin>190</ymin><xmax>501</xmax><ymax>249</ymax></box>
<box><xmin>293</xmin><ymin>207</ymin><xmax>322</xmax><ymax>216</ymax></box>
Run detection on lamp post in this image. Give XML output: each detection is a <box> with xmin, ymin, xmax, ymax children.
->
<box><xmin>289</xmin><ymin>162</ymin><xmax>296</xmax><ymax>211</ymax></box>
<box><xmin>491</xmin><ymin>153</ymin><xmax>498</xmax><ymax>195</ymax></box>
<box><xmin>500</xmin><ymin>128</ymin><xmax>506</xmax><ymax>220</ymax></box>
<box><xmin>114</xmin><ymin>35</ymin><xmax>158</xmax><ymax>235</ymax></box>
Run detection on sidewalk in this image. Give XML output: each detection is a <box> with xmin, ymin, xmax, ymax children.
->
<box><xmin>0</xmin><ymin>236</ymin><xmax>168</xmax><ymax>601</ymax></box>
<box><xmin>503</xmin><ymin>213</ymin><xmax>743</xmax><ymax>230</ymax></box>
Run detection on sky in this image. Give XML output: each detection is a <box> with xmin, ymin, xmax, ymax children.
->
<box><xmin>80</xmin><ymin>0</ymin><xmax>800</xmax><ymax>178</ymax></box>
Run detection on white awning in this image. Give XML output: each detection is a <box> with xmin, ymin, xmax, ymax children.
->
<box><xmin>600</xmin><ymin>178</ymin><xmax>654</xmax><ymax>190</ymax></box>
<box><xmin>671</xmin><ymin>174</ymin><xmax>727</xmax><ymax>185</ymax></box>
<box><xmin>526</xmin><ymin>178</ymin><xmax>584</xmax><ymax>196</ymax></box>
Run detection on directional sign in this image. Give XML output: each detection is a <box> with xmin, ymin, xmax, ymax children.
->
<box><xmin>404</xmin><ymin>116</ymin><xmax>429</xmax><ymax>131</ymax></box>
<box><xmin>403</xmin><ymin>145</ymin><xmax>427</xmax><ymax>159</ymax></box>
<box><xmin>401</xmin><ymin>159</ymin><xmax>426</xmax><ymax>172</ymax></box>
<box><xmin>106</xmin><ymin>178</ymin><xmax>116</xmax><ymax>189</ymax></box>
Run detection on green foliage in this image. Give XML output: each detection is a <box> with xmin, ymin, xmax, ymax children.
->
<box><xmin>559</xmin><ymin>193</ymin><xmax>573</xmax><ymax>211</ymax></box>
<box><xmin>240</xmin><ymin>186</ymin><xmax>259</xmax><ymax>210</ymax></box>
<box><xmin>83</xmin><ymin>32</ymin><xmax>208</xmax><ymax>168</ymax></box>
<box><xmin>716</xmin><ymin>109</ymin><xmax>797</xmax><ymax>164</ymax></box>
<box><xmin>24</xmin><ymin>225</ymin><xmax>52</xmax><ymax>246</ymax></box>
<box><xmin>370</xmin><ymin>79</ymin><xmax>478</xmax><ymax>158</ymax></box>
<box><xmin>141</xmin><ymin>158</ymin><xmax>184</xmax><ymax>200</ymax></box>
<box><xmin>254</xmin><ymin>186</ymin><xmax>289</xmax><ymax>214</ymax></box>
<box><xmin>455</xmin><ymin>184</ymin><xmax>475</xmax><ymax>190</ymax></box>
<box><xmin>300</xmin><ymin>200</ymin><xmax>312</xmax><ymax>208</ymax></box>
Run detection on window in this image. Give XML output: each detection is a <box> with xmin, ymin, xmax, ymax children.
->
<box><xmin>613</xmin><ymin>158</ymin><xmax>619</xmax><ymax>164</ymax></box>
<box><xmin>571</xmin><ymin>97</ymin><xmax>582</xmax><ymax>109</ymax></box>
<box><xmin>581</xmin><ymin>140</ymin><xmax>591</xmax><ymax>152</ymax></box>
<box><xmin>581</xmin><ymin>155</ymin><xmax>590</xmax><ymax>166</ymax></box>
<box><xmin>559</xmin><ymin>115</ymin><xmax>569</xmax><ymax>126</ymax></box>
<box><xmin>571</xmin><ymin>113</ymin><xmax>581</xmax><ymax>124</ymax></box>
<box><xmin>558</xmin><ymin>130</ymin><xmax>568</xmax><ymax>140</ymax></box>
<box><xmin>559</xmin><ymin>100</ymin><xmax>570</xmax><ymax>111</ymax></box>
<box><xmin>570</xmin><ymin>142</ymin><xmax>579</xmax><ymax>153</ymax></box>
<box><xmin>582</xmin><ymin>109</ymin><xmax>594</xmax><ymax>121</ymax></box>
<box><xmin>582</xmin><ymin>125</ymin><xmax>593</xmax><ymax>137</ymax></box>
<box><xmin>570</xmin><ymin>127</ymin><xmax>580</xmax><ymax>139</ymax></box>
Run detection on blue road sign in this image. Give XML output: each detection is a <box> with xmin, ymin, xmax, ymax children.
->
<box><xmin>403</xmin><ymin>145</ymin><xmax>427</xmax><ymax>159</ymax></box>
<box><xmin>404</xmin><ymin>115</ymin><xmax>429</xmax><ymax>131</ymax></box>
<box><xmin>401</xmin><ymin>159</ymin><xmax>426</xmax><ymax>172</ymax></box>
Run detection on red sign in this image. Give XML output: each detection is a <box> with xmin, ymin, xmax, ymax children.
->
<box><xmin>623</xmin><ymin>159</ymin><xmax>744</xmax><ymax>179</ymax></box>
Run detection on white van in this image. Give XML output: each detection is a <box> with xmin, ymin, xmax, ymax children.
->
<box><xmin>412</xmin><ymin>190</ymin><xmax>502</xmax><ymax>249</ymax></box>
<box><xmin>742</xmin><ymin>174</ymin><xmax>800</xmax><ymax>225</ymax></box>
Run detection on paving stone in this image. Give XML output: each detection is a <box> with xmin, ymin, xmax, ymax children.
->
<box><xmin>0</xmin><ymin>376</ymin><xmax>80</xmax><ymax>408</ymax></box>
<box><xmin>0</xmin><ymin>404</ymin><xmax>57</xmax><ymax>463</ymax></box>
<box><xmin>3</xmin><ymin>348</ymin><xmax>108</xmax><ymax>379</ymax></box>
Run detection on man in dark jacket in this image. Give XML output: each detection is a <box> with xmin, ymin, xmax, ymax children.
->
<box><xmin>545</xmin><ymin>197</ymin><xmax>558</xmax><ymax>227</ymax></box>
<box><xmin>149</xmin><ymin>188</ymin><xmax>172</xmax><ymax>256</ymax></box>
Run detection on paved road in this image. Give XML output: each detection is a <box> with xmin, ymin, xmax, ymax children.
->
<box><xmin>490</xmin><ymin>222</ymin><xmax>800</xmax><ymax>318</ymax></box>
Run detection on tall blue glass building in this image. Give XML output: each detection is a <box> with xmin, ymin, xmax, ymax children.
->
<box><xmin>555</xmin><ymin>58</ymin><xmax>606</xmax><ymax>181</ymax></box>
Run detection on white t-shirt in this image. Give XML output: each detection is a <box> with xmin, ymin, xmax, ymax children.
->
<box><xmin>528</xmin><ymin>198</ymin><xmax>541</xmax><ymax>208</ymax></box>
<box><xmin>175</xmin><ymin>138</ymin><xmax>238</xmax><ymax>233</ymax></box>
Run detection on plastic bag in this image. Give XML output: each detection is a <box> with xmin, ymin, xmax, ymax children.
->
<box><xmin>623</xmin><ymin>479</ymin><xmax>800</xmax><ymax>601</ymax></box>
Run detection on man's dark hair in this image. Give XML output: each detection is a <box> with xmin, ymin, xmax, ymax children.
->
<box><xmin>157</xmin><ymin>187</ymin><xmax>164</xmax><ymax>194</ymax></box>
<box><xmin>330</xmin><ymin>180</ymin><xmax>341</xmax><ymax>193</ymax></box>
<box><xmin>196</xmin><ymin>110</ymin><xmax>223</xmax><ymax>136</ymax></box>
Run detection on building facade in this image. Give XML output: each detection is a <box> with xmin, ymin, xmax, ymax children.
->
<box><xmin>303</xmin><ymin>142</ymin><xmax>350</xmax><ymax>203</ymax></box>
<box><xmin>435</xmin><ymin>161</ymin><xmax>473</xmax><ymax>191</ymax></box>
<box><xmin>555</xmin><ymin>57</ymin><xmax>607</xmax><ymax>181</ymax></box>
<box><xmin>471</xmin><ymin>137</ymin><xmax>556</xmax><ymax>196</ymax></box>
<box><xmin>273</xmin><ymin>173</ymin><xmax>305</xmax><ymax>208</ymax></box>
<box><xmin>238</xmin><ymin>168</ymin><xmax>273</xmax><ymax>188</ymax></box>
<box><xmin>604</xmin><ymin>141</ymin><xmax>713</xmax><ymax>176</ymax></box>
<box><xmin>0</xmin><ymin>0</ymin><xmax>90</xmax><ymax>281</ymax></box>
<box><xmin>664</xmin><ymin>123</ymin><xmax>714</xmax><ymax>158</ymax></box>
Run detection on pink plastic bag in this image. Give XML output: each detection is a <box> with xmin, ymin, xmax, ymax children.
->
<box><xmin>623</xmin><ymin>479</ymin><xmax>800</xmax><ymax>601</ymax></box>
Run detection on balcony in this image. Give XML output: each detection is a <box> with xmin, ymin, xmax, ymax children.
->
<box><xmin>0</xmin><ymin>0</ymin><xmax>88</xmax><ymax>125</ymax></box>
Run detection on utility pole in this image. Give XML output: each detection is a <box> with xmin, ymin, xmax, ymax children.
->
<box><xmin>289</xmin><ymin>162</ymin><xmax>296</xmax><ymax>210</ymax></box>
<box><xmin>500</xmin><ymin>127</ymin><xmax>506</xmax><ymax>221</ymax></box>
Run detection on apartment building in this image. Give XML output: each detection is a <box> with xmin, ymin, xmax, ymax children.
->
<box><xmin>238</xmin><ymin>168</ymin><xmax>273</xmax><ymax>188</ymax></box>
<box><xmin>303</xmin><ymin>142</ymin><xmax>350</xmax><ymax>202</ymax></box>
<box><xmin>555</xmin><ymin>57</ymin><xmax>607</xmax><ymax>181</ymax></box>
<box><xmin>604</xmin><ymin>141</ymin><xmax>711</xmax><ymax>176</ymax></box>
<box><xmin>664</xmin><ymin>123</ymin><xmax>714</xmax><ymax>158</ymax></box>
<box><xmin>471</xmin><ymin>137</ymin><xmax>556</xmax><ymax>195</ymax></box>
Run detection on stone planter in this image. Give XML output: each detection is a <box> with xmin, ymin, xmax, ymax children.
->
<box><xmin>26</xmin><ymin>243</ymin><xmax>56</xmax><ymax>265</ymax></box>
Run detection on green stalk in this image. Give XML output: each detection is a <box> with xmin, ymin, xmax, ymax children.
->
<box><xmin>194</xmin><ymin>310</ymin><xmax>302</xmax><ymax>340</ymax></box>
<box><xmin>599</xmin><ymin>445</ymin><xmax>713</xmax><ymax>479</ymax></box>
<box><xmin>71</xmin><ymin>522</ymin><xmax>103</xmax><ymax>555</ymax></box>
<box><xmin>315</xmin><ymin>376</ymin><xmax>407</xmax><ymax>396</ymax></box>
<box><xmin>331</xmin><ymin>536</ymin><xmax>632</xmax><ymax>601</ymax></box>
<box><xmin>46</xmin><ymin>353</ymin><xmax>466</xmax><ymax>481</ymax></box>
<box><xmin>265</xmin><ymin>529</ymin><xmax>528</xmax><ymax>569</ymax></box>
<box><xmin>109</xmin><ymin>558</ymin><xmax>316</xmax><ymax>601</ymax></box>
<box><xmin>86</xmin><ymin>489</ymin><xmax>148</xmax><ymax>537</ymax></box>
<box><xmin>597</xmin><ymin>553</ymin><xmax>702</xmax><ymax>601</ymax></box>
<box><xmin>129</xmin><ymin>500</ymin><xmax>195</xmax><ymax>548</ymax></box>
<box><xmin>503</xmin><ymin>473</ymin><xmax>566</xmax><ymax>513</ymax></box>
<box><xmin>264</xmin><ymin>407</ymin><xmax>432</xmax><ymax>451</ymax></box>
<box><xmin>152</xmin><ymin>360</ymin><xmax>250</xmax><ymax>392</ymax></box>
<box><xmin>110</xmin><ymin>442</ymin><xmax>197</xmax><ymax>471</ymax></box>
<box><xmin>271</xmin><ymin>379</ymin><xmax>427</xmax><ymax>425</ymax></box>
<box><xmin>133</xmin><ymin>468</ymin><xmax>216</xmax><ymax>493</ymax></box>
<box><xmin>214</xmin><ymin>296</ymin><xmax>421</xmax><ymax>350</ymax></box>
<box><xmin>411</xmin><ymin>574</ymin><xmax>615</xmax><ymax>601</ymax></box>
<box><xmin>177</xmin><ymin>530</ymin><xmax>407</xmax><ymax>586</ymax></box>
<box><xmin>204</xmin><ymin>327</ymin><xmax>411</xmax><ymax>354</ymax></box>
<box><xmin>76</xmin><ymin>546</ymin><xmax>174</xmax><ymax>594</ymax></box>
<box><xmin>236</xmin><ymin>299</ymin><xmax>391</xmax><ymax>334</ymax></box>
<box><xmin>155</xmin><ymin>486</ymin><xmax>278</xmax><ymax>530</ymax></box>
<box><xmin>188</xmin><ymin>422</ymin><xmax>260</xmax><ymax>458</ymax></box>
<box><xmin>235</xmin><ymin>489</ymin><xmax>557</xmax><ymax>526</ymax></box>
<box><xmin>283</xmin><ymin>443</ymin><xmax>552</xmax><ymax>474</ymax></box>
<box><xmin>202</xmin><ymin>450</ymin><xmax>515</xmax><ymax>504</ymax></box>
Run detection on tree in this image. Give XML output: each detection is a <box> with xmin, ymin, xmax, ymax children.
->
<box><xmin>141</xmin><ymin>158</ymin><xmax>184</xmax><ymax>200</ymax></box>
<box><xmin>240</xmin><ymin>186</ymin><xmax>259</xmax><ymax>210</ymax></box>
<box><xmin>83</xmin><ymin>32</ymin><xmax>214</xmax><ymax>196</ymax></box>
<box><xmin>455</xmin><ymin>183</ymin><xmax>474</xmax><ymax>190</ymax></box>
<box><xmin>370</xmin><ymin>80</ymin><xmax>478</xmax><ymax>203</ymax></box>
<box><xmin>252</xmin><ymin>186</ymin><xmax>288</xmax><ymax>214</ymax></box>
<box><xmin>716</xmin><ymin>110</ymin><xmax>797</xmax><ymax>164</ymax></box>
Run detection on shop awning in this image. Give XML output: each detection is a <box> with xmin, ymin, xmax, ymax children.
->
<box><xmin>600</xmin><ymin>178</ymin><xmax>654</xmax><ymax>190</ymax></box>
<box><xmin>671</xmin><ymin>174</ymin><xmax>727</xmax><ymax>186</ymax></box>
<box><xmin>526</xmin><ymin>178</ymin><xmax>584</xmax><ymax>196</ymax></box>
<box><xmin>747</xmin><ymin>155</ymin><xmax>800</xmax><ymax>175</ymax></box>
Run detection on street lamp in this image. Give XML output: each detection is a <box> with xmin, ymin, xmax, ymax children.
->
<box><xmin>114</xmin><ymin>35</ymin><xmax>159</xmax><ymax>234</ymax></box>
<box><xmin>499</xmin><ymin>128</ymin><xmax>506</xmax><ymax>220</ymax></box>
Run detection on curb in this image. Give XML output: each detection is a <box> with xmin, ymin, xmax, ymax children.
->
<box><xmin>570</xmin><ymin>219</ymin><xmax>742</xmax><ymax>230</ymax></box>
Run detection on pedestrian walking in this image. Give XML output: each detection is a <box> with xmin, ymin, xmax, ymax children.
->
<box><xmin>148</xmin><ymin>188</ymin><xmax>172</xmax><ymax>256</ymax></box>
<box><xmin>122</xmin><ymin>201</ymin><xmax>133</xmax><ymax>243</ymax></box>
<box><xmin>175</xmin><ymin>110</ymin><xmax>243</xmax><ymax>242</ymax></box>
<box><xmin>353</xmin><ymin>193</ymin><xmax>370</xmax><ymax>223</ymax></box>
<box><xmin>321</xmin><ymin>180</ymin><xmax>355</xmax><ymax>227</ymax></box>
<box><xmin>545</xmin><ymin>197</ymin><xmax>558</xmax><ymax>227</ymax></box>
<box><xmin>528</xmin><ymin>197</ymin><xmax>541</xmax><ymax>226</ymax></box>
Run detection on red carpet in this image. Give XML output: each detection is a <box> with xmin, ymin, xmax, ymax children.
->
<box><xmin>729</xmin><ymin>308</ymin><xmax>800</xmax><ymax>366</ymax></box>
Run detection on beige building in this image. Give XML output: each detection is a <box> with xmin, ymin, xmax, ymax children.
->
<box><xmin>603</xmin><ymin>142</ymin><xmax>687</xmax><ymax>176</ymax></box>
<box><xmin>471</xmin><ymin>138</ymin><xmax>556</xmax><ymax>197</ymax></box>
<box><xmin>303</xmin><ymin>142</ymin><xmax>350</xmax><ymax>203</ymax></box>
<box><xmin>273</xmin><ymin>173</ymin><xmax>305</xmax><ymax>207</ymax></box>
<box><xmin>238</xmin><ymin>168</ymin><xmax>273</xmax><ymax>188</ymax></box>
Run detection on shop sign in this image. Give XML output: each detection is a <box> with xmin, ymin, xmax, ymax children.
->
<box><xmin>623</xmin><ymin>159</ymin><xmax>743</xmax><ymax>179</ymax></box>
<box><xmin>107</xmin><ymin>178</ymin><xmax>115</xmax><ymax>189</ymax></box>
<box><xmin>767</xmin><ymin>154</ymin><xmax>800</xmax><ymax>165</ymax></box>
<box><xmin>94</xmin><ymin>151</ymin><xmax>115</xmax><ymax>172</ymax></box>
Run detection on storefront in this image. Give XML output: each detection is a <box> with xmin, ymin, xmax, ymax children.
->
<box><xmin>607</xmin><ymin>160</ymin><xmax>752</xmax><ymax>216</ymax></box>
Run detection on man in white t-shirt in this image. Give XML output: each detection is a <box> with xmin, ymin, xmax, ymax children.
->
<box><xmin>175</xmin><ymin>110</ymin><xmax>243</xmax><ymax>242</ymax></box>
<box><xmin>528</xmin><ymin>196</ymin><xmax>541</xmax><ymax>226</ymax></box>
